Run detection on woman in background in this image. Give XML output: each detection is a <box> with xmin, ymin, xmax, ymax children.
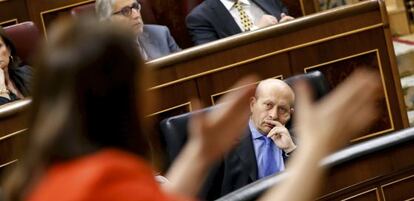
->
<box><xmin>0</xmin><ymin>28</ymin><xmax>32</xmax><ymax>104</ymax></box>
<box><xmin>2</xmin><ymin>16</ymin><xmax>381</xmax><ymax>201</ymax></box>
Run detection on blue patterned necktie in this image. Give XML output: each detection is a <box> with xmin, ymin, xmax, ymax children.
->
<box><xmin>259</xmin><ymin>136</ymin><xmax>278</xmax><ymax>178</ymax></box>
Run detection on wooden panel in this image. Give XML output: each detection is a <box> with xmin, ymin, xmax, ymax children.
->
<box><xmin>151</xmin><ymin>42</ymin><xmax>292</xmax><ymax>86</ymax></box>
<box><xmin>0</xmin><ymin>159</ymin><xmax>17</xmax><ymax>178</ymax></box>
<box><xmin>210</xmin><ymin>75</ymin><xmax>283</xmax><ymax>105</ymax></box>
<box><xmin>301</xmin><ymin>50</ymin><xmax>394</xmax><ymax>141</ymax></box>
<box><xmin>145</xmin><ymin>102</ymin><xmax>193</xmax><ymax>172</ymax></box>
<box><xmin>0</xmin><ymin>100</ymin><xmax>30</xmax><ymax>177</ymax></box>
<box><xmin>25</xmin><ymin>0</ymin><xmax>94</xmax><ymax>37</ymax></box>
<box><xmin>381</xmin><ymin>174</ymin><xmax>414</xmax><ymax>201</ymax></box>
<box><xmin>196</xmin><ymin>53</ymin><xmax>290</xmax><ymax>105</ymax></box>
<box><xmin>281</xmin><ymin>0</ymin><xmax>319</xmax><ymax>17</ymax></box>
<box><xmin>147</xmin><ymin>80</ymin><xmax>198</xmax><ymax>115</ymax></box>
<box><xmin>146</xmin><ymin>80</ymin><xmax>197</xmax><ymax>170</ymax></box>
<box><xmin>342</xmin><ymin>188</ymin><xmax>380</xmax><ymax>201</ymax></box>
<box><xmin>148</xmin><ymin>102</ymin><xmax>192</xmax><ymax>124</ymax></box>
<box><xmin>0</xmin><ymin>0</ymin><xmax>30</xmax><ymax>25</ymax></box>
<box><xmin>0</xmin><ymin>103</ymin><xmax>27</xmax><ymax>178</ymax></box>
<box><xmin>0</xmin><ymin>19</ymin><xmax>18</xmax><ymax>27</ymax></box>
<box><xmin>0</xmin><ymin>130</ymin><xmax>26</xmax><ymax>166</ymax></box>
<box><xmin>150</xmin><ymin>4</ymin><xmax>385</xmax><ymax>85</ymax></box>
<box><xmin>0</xmin><ymin>111</ymin><xmax>29</xmax><ymax>140</ymax></box>
<box><xmin>317</xmin><ymin>141</ymin><xmax>414</xmax><ymax>200</ymax></box>
<box><xmin>289</xmin><ymin>26</ymin><xmax>405</xmax><ymax>141</ymax></box>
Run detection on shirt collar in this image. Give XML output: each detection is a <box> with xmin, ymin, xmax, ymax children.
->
<box><xmin>249</xmin><ymin>118</ymin><xmax>265</xmax><ymax>140</ymax></box>
<box><xmin>220</xmin><ymin>0</ymin><xmax>251</xmax><ymax>11</ymax></box>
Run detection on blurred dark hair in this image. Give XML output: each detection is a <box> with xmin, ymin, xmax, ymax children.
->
<box><xmin>3</xmin><ymin>17</ymin><xmax>151</xmax><ymax>201</ymax></box>
<box><xmin>0</xmin><ymin>27</ymin><xmax>22</xmax><ymax>68</ymax></box>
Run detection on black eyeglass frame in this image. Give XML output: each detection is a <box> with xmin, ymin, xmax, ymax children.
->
<box><xmin>113</xmin><ymin>2</ymin><xmax>141</xmax><ymax>17</ymax></box>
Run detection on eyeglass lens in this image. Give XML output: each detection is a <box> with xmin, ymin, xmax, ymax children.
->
<box><xmin>120</xmin><ymin>2</ymin><xmax>140</xmax><ymax>16</ymax></box>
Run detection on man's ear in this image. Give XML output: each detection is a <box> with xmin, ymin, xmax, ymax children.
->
<box><xmin>249</xmin><ymin>97</ymin><xmax>256</xmax><ymax>112</ymax></box>
<box><xmin>290</xmin><ymin>107</ymin><xmax>294</xmax><ymax>115</ymax></box>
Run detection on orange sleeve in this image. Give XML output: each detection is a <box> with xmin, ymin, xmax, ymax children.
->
<box><xmin>26</xmin><ymin>150</ymin><xmax>196</xmax><ymax>201</ymax></box>
<box><xmin>84</xmin><ymin>160</ymin><xmax>195</xmax><ymax>201</ymax></box>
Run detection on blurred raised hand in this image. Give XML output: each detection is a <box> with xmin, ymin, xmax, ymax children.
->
<box><xmin>294</xmin><ymin>69</ymin><xmax>382</xmax><ymax>152</ymax></box>
<box><xmin>259</xmin><ymin>69</ymin><xmax>382</xmax><ymax>201</ymax></box>
<box><xmin>165</xmin><ymin>75</ymin><xmax>258</xmax><ymax>196</ymax></box>
<box><xmin>188</xmin><ymin>75</ymin><xmax>258</xmax><ymax>163</ymax></box>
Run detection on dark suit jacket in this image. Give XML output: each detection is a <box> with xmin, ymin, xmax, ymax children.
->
<box><xmin>186</xmin><ymin>0</ymin><xmax>288</xmax><ymax>45</ymax></box>
<box><xmin>138</xmin><ymin>24</ymin><xmax>181</xmax><ymax>60</ymax></box>
<box><xmin>199</xmin><ymin>128</ymin><xmax>290</xmax><ymax>200</ymax></box>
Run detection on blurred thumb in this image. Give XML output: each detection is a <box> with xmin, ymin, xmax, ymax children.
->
<box><xmin>293</xmin><ymin>80</ymin><xmax>313</xmax><ymax>122</ymax></box>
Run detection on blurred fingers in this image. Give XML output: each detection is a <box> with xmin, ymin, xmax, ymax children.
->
<box><xmin>342</xmin><ymin>70</ymin><xmax>382</xmax><ymax>120</ymax></box>
<box><xmin>347</xmin><ymin>103</ymin><xmax>379</xmax><ymax>137</ymax></box>
<box><xmin>214</xmin><ymin>75</ymin><xmax>258</xmax><ymax>105</ymax></box>
<box><xmin>188</xmin><ymin>99</ymin><xmax>205</xmax><ymax>136</ymax></box>
<box><xmin>210</xmin><ymin>75</ymin><xmax>258</xmax><ymax>123</ymax></box>
<box><xmin>322</xmin><ymin>69</ymin><xmax>381</xmax><ymax>117</ymax></box>
<box><xmin>293</xmin><ymin>80</ymin><xmax>313</xmax><ymax>124</ymax></box>
<box><xmin>191</xmin><ymin>98</ymin><xmax>203</xmax><ymax>111</ymax></box>
<box><xmin>322</xmin><ymin>69</ymin><xmax>381</xmax><ymax>144</ymax></box>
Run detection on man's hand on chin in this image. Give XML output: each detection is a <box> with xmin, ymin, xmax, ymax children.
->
<box><xmin>265</xmin><ymin>120</ymin><xmax>296</xmax><ymax>153</ymax></box>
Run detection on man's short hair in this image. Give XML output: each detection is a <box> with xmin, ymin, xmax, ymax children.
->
<box><xmin>95</xmin><ymin>0</ymin><xmax>116</xmax><ymax>21</ymax></box>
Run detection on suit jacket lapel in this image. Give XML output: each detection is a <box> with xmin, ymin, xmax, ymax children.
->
<box><xmin>207</xmin><ymin>0</ymin><xmax>242</xmax><ymax>35</ymax></box>
<box><xmin>252</xmin><ymin>0</ymin><xmax>279</xmax><ymax>17</ymax></box>
<box><xmin>234</xmin><ymin>129</ymin><xmax>258</xmax><ymax>181</ymax></box>
<box><xmin>138</xmin><ymin>30</ymin><xmax>160</xmax><ymax>60</ymax></box>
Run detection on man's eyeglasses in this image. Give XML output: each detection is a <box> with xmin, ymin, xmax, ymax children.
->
<box><xmin>113</xmin><ymin>2</ymin><xmax>141</xmax><ymax>17</ymax></box>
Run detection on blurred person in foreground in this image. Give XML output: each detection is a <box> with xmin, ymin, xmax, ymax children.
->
<box><xmin>96</xmin><ymin>0</ymin><xmax>181</xmax><ymax>60</ymax></box>
<box><xmin>0</xmin><ymin>28</ymin><xmax>32</xmax><ymax>105</ymax></box>
<box><xmin>2</xmin><ymin>16</ymin><xmax>381</xmax><ymax>201</ymax></box>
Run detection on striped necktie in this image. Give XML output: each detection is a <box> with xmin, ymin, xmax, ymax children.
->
<box><xmin>234</xmin><ymin>0</ymin><xmax>253</xmax><ymax>31</ymax></box>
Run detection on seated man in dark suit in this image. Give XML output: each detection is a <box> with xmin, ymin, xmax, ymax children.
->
<box><xmin>186</xmin><ymin>0</ymin><xmax>295</xmax><ymax>45</ymax></box>
<box><xmin>200</xmin><ymin>78</ymin><xmax>296</xmax><ymax>200</ymax></box>
<box><xmin>96</xmin><ymin>0</ymin><xmax>181</xmax><ymax>60</ymax></box>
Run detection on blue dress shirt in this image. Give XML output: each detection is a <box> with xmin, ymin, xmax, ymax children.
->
<box><xmin>249</xmin><ymin>119</ymin><xmax>285</xmax><ymax>179</ymax></box>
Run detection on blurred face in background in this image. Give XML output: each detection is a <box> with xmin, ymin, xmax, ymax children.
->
<box><xmin>0</xmin><ymin>37</ymin><xmax>10</xmax><ymax>69</ymax></box>
<box><xmin>111</xmin><ymin>0</ymin><xmax>144</xmax><ymax>36</ymax></box>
